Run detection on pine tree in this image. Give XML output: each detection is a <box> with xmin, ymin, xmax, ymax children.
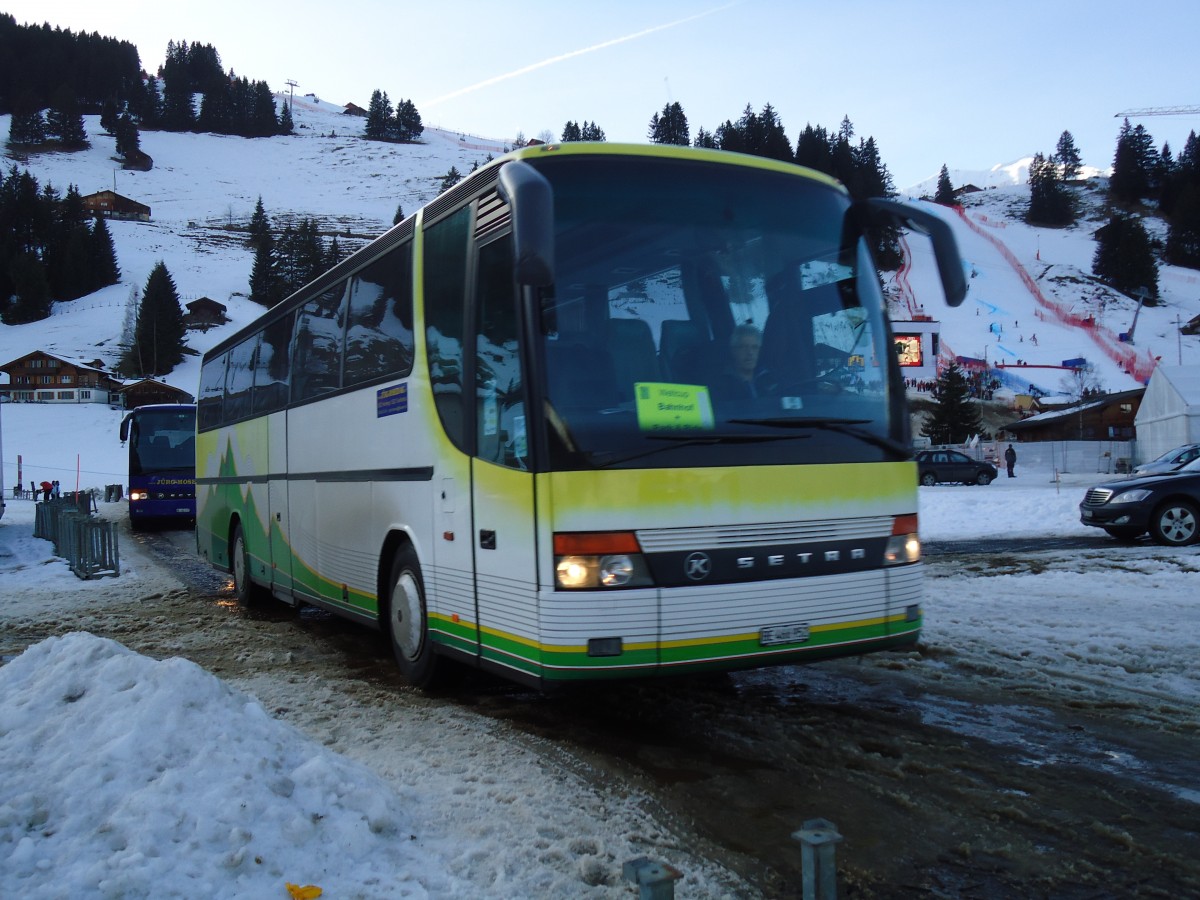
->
<box><xmin>581</xmin><ymin>121</ymin><xmax>606</xmax><ymax>141</ymax></box>
<box><xmin>365</xmin><ymin>89</ymin><xmax>392</xmax><ymax>140</ymax></box>
<box><xmin>439</xmin><ymin>166</ymin><xmax>463</xmax><ymax>194</ymax></box>
<box><xmin>1026</xmin><ymin>152</ymin><xmax>1075</xmax><ymax>226</ymax></box>
<box><xmin>1093</xmin><ymin>211</ymin><xmax>1159</xmax><ymax>300</ymax></box>
<box><xmin>279</xmin><ymin>100</ymin><xmax>294</xmax><ymax>135</ymax></box>
<box><xmin>1110</xmin><ymin>118</ymin><xmax>1157</xmax><ymax>203</ymax></box>
<box><xmin>648</xmin><ymin>102</ymin><xmax>689</xmax><ymax>145</ymax></box>
<box><xmin>2</xmin><ymin>251</ymin><xmax>52</xmax><ymax>324</ymax></box>
<box><xmin>1055</xmin><ymin>130</ymin><xmax>1082</xmax><ymax>180</ymax></box>
<box><xmin>247</xmin><ymin>196</ymin><xmax>271</xmax><ymax>249</ymax></box>
<box><xmin>45</xmin><ymin>86</ymin><xmax>90</xmax><ymax>149</ymax></box>
<box><xmin>8</xmin><ymin>93</ymin><xmax>47</xmax><ymax>145</ymax></box>
<box><xmin>88</xmin><ymin>214</ymin><xmax>121</xmax><ymax>289</ymax></box>
<box><xmin>561</xmin><ymin>121</ymin><xmax>582</xmax><ymax>142</ymax></box>
<box><xmin>934</xmin><ymin>164</ymin><xmax>956</xmax><ymax>205</ymax></box>
<box><xmin>248</xmin><ymin>236</ymin><xmax>279</xmax><ymax>307</ymax></box>
<box><xmin>693</xmin><ymin>127</ymin><xmax>717</xmax><ymax>149</ymax></box>
<box><xmin>393</xmin><ymin>203</ymin><xmax>405</xmax><ymax>225</ymax></box>
<box><xmin>100</xmin><ymin>99</ymin><xmax>119</xmax><ymax>134</ymax></box>
<box><xmin>921</xmin><ymin>362</ymin><xmax>983</xmax><ymax>445</ymax></box>
<box><xmin>115</xmin><ymin>113</ymin><xmax>141</xmax><ymax>158</ymax></box>
<box><xmin>124</xmin><ymin>261</ymin><xmax>187</xmax><ymax>375</ymax></box>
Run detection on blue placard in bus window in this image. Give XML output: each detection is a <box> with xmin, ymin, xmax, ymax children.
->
<box><xmin>377</xmin><ymin>384</ymin><xmax>408</xmax><ymax>418</ymax></box>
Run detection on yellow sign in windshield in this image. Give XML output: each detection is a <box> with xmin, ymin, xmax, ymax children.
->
<box><xmin>635</xmin><ymin>382</ymin><xmax>715</xmax><ymax>431</ymax></box>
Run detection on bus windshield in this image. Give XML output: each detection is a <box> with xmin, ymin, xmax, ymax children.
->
<box><xmin>127</xmin><ymin>407</ymin><xmax>196</xmax><ymax>477</ymax></box>
<box><xmin>532</xmin><ymin>156</ymin><xmax>903</xmax><ymax>470</ymax></box>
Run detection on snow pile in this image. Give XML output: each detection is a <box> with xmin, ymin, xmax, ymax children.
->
<box><xmin>0</xmin><ymin>633</ymin><xmax>452</xmax><ymax>898</ymax></box>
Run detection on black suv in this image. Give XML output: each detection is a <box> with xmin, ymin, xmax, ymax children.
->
<box><xmin>1079</xmin><ymin>458</ymin><xmax>1200</xmax><ymax>545</ymax></box>
<box><xmin>915</xmin><ymin>449</ymin><xmax>998</xmax><ymax>486</ymax></box>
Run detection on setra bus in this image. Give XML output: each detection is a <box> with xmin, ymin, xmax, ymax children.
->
<box><xmin>196</xmin><ymin>142</ymin><xmax>966</xmax><ymax>689</ymax></box>
<box><xmin>120</xmin><ymin>403</ymin><xmax>197</xmax><ymax>528</ymax></box>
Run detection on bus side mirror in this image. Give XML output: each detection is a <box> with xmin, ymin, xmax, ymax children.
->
<box><xmin>861</xmin><ymin>198</ymin><xmax>967</xmax><ymax>308</ymax></box>
<box><xmin>119</xmin><ymin>415</ymin><xmax>132</xmax><ymax>443</ymax></box>
<box><xmin>497</xmin><ymin>161</ymin><xmax>555</xmax><ymax>287</ymax></box>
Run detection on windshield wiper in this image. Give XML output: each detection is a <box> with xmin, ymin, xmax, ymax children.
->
<box><xmin>590</xmin><ymin>431</ymin><xmax>806</xmax><ymax>468</ymax></box>
<box><xmin>728</xmin><ymin>416</ymin><xmax>911</xmax><ymax>458</ymax></box>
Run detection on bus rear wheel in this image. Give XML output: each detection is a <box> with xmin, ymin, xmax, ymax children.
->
<box><xmin>386</xmin><ymin>544</ymin><xmax>441</xmax><ymax>688</ymax></box>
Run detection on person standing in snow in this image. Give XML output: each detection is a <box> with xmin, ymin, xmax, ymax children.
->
<box><xmin>1004</xmin><ymin>444</ymin><xmax>1017</xmax><ymax>478</ymax></box>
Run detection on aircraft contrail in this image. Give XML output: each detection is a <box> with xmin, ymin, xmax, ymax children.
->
<box><xmin>424</xmin><ymin>3</ymin><xmax>740</xmax><ymax>107</ymax></box>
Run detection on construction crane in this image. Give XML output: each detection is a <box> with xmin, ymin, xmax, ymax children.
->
<box><xmin>1115</xmin><ymin>105</ymin><xmax>1200</xmax><ymax>118</ymax></box>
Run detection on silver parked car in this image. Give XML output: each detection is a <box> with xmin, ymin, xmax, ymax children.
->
<box><xmin>1133</xmin><ymin>442</ymin><xmax>1200</xmax><ymax>476</ymax></box>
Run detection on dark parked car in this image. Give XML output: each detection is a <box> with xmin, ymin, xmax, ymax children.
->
<box><xmin>915</xmin><ymin>449</ymin><xmax>998</xmax><ymax>486</ymax></box>
<box><xmin>1079</xmin><ymin>457</ymin><xmax>1200</xmax><ymax>545</ymax></box>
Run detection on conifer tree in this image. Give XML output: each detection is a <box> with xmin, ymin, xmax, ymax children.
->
<box><xmin>124</xmin><ymin>261</ymin><xmax>187</xmax><ymax>375</ymax></box>
<box><xmin>100</xmin><ymin>99</ymin><xmax>120</xmax><ymax>134</ymax></box>
<box><xmin>1026</xmin><ymin>152</ymin><xmax>1075</xmax><ymax>226</ymax></box>
<box><xmin>247</xmin><ymin>196</ymin><xmax>271</xmax><ymax>249</ymax></box>
<box><xmin>921</xmin><ymin>362</ymin><xmax>983</xmax><ymax>446</ymax></box>
<box><xmin>439</xmin><ymin>166</ymin><xmax>463</xmax><ymax>194</ymax></box>
<box><xmin>46</xmin><ymin>86</ymin><xmax>90</xmax><ymax>149</ymax></box>
<box><xmin>88</xmin><ymin>214</ymin><xmax>121</xmax><ymax>289</ymax></box>
<box><xmin>1110</xmin><ymin>118</ymin><xmax>1157</xmax><ymax>203</ymax></box>
<box><xmin>115</xmin><ymin>113</ymin><xmax>141</xmax><ymax>159</ymax></box>
<box><xmin>248</xmin><ymin>236</ymin><xmax>279</xmax><ymax>307</ymax></box>
<box><xmin>2</xmin><ymin>251</ymin><xmax>52</xmax><ymax>324</ymax></box>
<box><xmin>934</xmin><ymin>164</ymin><xmax>956</xmax><ymax>205</ymax></box>
<box><xmin>580</xmin><ymin>121</ymin><xmax>606</xmax><ymax>141</ymax></box>
<box><xmin>693</xmin><ymin>127</ymin><xmax>717</xmax><ymax>149</ymax></box>
<box><xmin>648</xmin><ymin>102</ymin><xmax>689</xmax><ymax>145</ymax></box>
<box><xmin>8</xmin><ymin>93</ymin><xmax>47</xmax><ymax>146</ymax></box>
<box><xmin>365</xmin><ymin>89</ymin><xmax>392</xmax><ymax>140</ymax></box>
<box><xmin>279</xmin><ymin>100</ymin><xmax>294</xmax><ymax>134</ymax></box>
<box><xmin>393</xmin><ymin>203</ymin><xmax>405</xmax><ymax>225</ymax></box>
<box><xmin>561</xmin><ymin>120</ymin><xmax>582</xmax><ymax>142</ymax></box>
<box><xmin>1055</xmin><ymin>130</ymin><xmax>1082</xmax><ymax>180</ymax></box>
<box><xmin>1092</xmin><ymin>211</ymin><xmax>1159</xmax><ymax>300</ymax></box>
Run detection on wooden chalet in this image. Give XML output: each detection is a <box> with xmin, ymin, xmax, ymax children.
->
<box><xmin>117</xmin><ymin>378</ymin><xmax>194</xmax><ymax>409</ymax></box>
<box><xmin>184</xmin><ymin>297</ymin><xmax>229</xmax><ymax>330</ymax></box>
<box><xmin>1003</xmin><ymin>388</ymin><xmax>1144</xmax><ymax>442</ymax></box>
<box><xmin>0</xmin><ymin>351</ymin><xmax>123</xmax><ymax>404</ymax></box>
<box><xmin>83</xmin><ymin>190</ymin><xmax>151</xmax><ymax>221</ymax></box>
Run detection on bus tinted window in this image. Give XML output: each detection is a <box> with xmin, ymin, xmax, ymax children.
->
<box><xmin>224</xmin><ymin>335</ymin><xmax>258</xmax><ymax>422</ymax></box>
<box><xmin>292</xmin><ymin>282</ymin><xmax>348</xmax><ymax>403</ymax></box>
<box><xmin>475</xmin><ymin>235</ymin><xmax>525</xmax><ymax>468</ymax></box>
<box><xmin>197</xmin><ymin>353</ymin><xmax>227</xmax><ymax>431</ymax></box>
<box><xmin>253</xmin><ymin>312</ymin><xmax>294</xmax><ymax>415</ymax></box>
<box><xmin>424</xmin><ymin>208</ymin><xmax>470</xmax><ymax>451</ymax></box>
<box><xmin>344</xmin><ymin>243</ymin><xmax>414</xmax><ymax>388</ymax></box>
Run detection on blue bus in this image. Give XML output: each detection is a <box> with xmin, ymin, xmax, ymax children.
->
<box><xmin>119</xmin><ymin>404</ymin><xmax>197</xmax><ymax>528</ymax></box>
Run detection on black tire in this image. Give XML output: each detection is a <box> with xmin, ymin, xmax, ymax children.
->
<box><xmin>1103</xmin><ymin>526</ymin><xmax>1143</xmax><ymax>542</ymax></box>
<box><xmin>385</xmin><ymin>543</ymin><xmax>442</xmax><ymax>688</ymax></box>
<box><xmin>230</xmin><ymin>522</ymin><xmax>265</xmax><ymax>607</ymax></box>
<box><xmin>976</xmin><ymin>472</ymin><xmax>993</xmax><ymax>486</ymax></box>
<box><xmin>1149</xmin><ymin>499</ymin><xmax>1200</xmax><ymax>546</ymax></box>
<box><xmin>920</xmin><ymin>472</ymin><xmax>937</xmax><ymax>487</ymax></box>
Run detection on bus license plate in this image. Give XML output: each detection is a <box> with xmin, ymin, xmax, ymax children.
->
<box><xmin>176</xmin><ymin>507</ymin><xmax>191</xmax><ymax>513</ymax></box>
<box><xmin>761</xmin><ymin>622</ymin><xmax>810</xmax><ymax>646</ymax></box>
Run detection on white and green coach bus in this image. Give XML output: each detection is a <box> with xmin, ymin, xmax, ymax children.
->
<box><xmin>196</xmin><ymin>142</ymin><xmax>965</xmax><ymax>689</ymax></box>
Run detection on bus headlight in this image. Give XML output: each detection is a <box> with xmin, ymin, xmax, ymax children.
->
<box><xmin>553</xmin><ymin>533</ymin><xmax>653</xmax><ymax>590</ymax></box>
<box><xmin>884</xmin><ymin>513</ymin><xmax>921</xmax><ymax>565</ymax></box>
<box><xmin>129</xmin><ymin>490</ymin><xmax>147</xmax><ymax>501</ymax></box>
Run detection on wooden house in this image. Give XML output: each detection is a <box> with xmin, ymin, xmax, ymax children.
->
<box><xmin>83</xmin><ymin>190</ymin><xmax>151</xmax><ymax>221</ymax></box>
<box><xmin>0</xmin><ymin>351</ymin><xmax>123</xmax><ymax>404</ymax></box>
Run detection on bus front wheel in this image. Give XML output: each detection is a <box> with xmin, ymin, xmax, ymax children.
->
<box><xmin>231</xmin><ymin>523</ymin><xmax>263</xmax><ymax>607</ymax></box>
<box><xmin>386</xmin><ymin>544</ymin><xmax>440</xmax><ymax>688</ymax></box>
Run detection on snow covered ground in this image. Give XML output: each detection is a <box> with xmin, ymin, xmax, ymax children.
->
<box><xmin>4</xmin><ymin>94</ymin><xmax>1200</xmax><ymax>898</ymax></box>
<box><xmin>4</xmin><ymin>461</ymin><xmax>1199</xmax><ymax>897</ymax></box>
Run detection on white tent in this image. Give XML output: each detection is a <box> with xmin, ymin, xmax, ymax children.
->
<box><xmin>1133</xmin><ymin>366</ymin><xmax>1200</xmax><ymax>462</ymax></box>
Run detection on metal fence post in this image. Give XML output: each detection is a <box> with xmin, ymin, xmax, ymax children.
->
<box><xmin>793</xmin><ymin>818</ymin><xmax>842</xmax><ymax>900</ymax></box>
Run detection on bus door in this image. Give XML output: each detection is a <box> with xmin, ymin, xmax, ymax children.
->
<box><xmin>267</xmin><ymin>409</ymin><xmax>292</xmax><ymax>596</ymax></box>
<box><xmin>469</xmin><ymin>235</ymin><xmax>539</xmax><ymax>673</ymax></box>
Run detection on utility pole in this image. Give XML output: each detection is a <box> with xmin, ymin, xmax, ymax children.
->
<box><xmin>285</xmin><ymin>79</ymin><xmax>298</xmax><ymax>107</ymax></box>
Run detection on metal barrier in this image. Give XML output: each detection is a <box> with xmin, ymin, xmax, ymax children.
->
<box><xmin>32</xmin><ymin>498</ymin><xmax>120</xmax><ymax>579</ymax></box>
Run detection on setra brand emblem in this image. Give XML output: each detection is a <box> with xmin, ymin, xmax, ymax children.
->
<box><xmin>684</xmin><ymin>551</ymin><xmax>712</xmax><ymax>581</ymax></box>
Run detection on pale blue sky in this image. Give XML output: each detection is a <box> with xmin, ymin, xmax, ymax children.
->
<box><xmin>9</xmin><ymin>0</ymin><xmax>1200</xmax><ymax>189</ymax></box>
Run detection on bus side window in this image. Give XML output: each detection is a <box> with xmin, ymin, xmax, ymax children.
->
<box><xmin>424</xmin><ymin>208</ymin><xmax>471</xmax><ymax>452</ymax></box>
<box><xmin>224</xmin><ymin>335</ymin><xmax>258</xmax><ymax>422</ymax></box>
<box><xmin>253</xmin><ymin>312</ymin><xmax>294</xmax><ymax>415</ymax></box>
<box><xmin>343</xmin><ymin>242</ymin><xmax>414</xmax><ymax>388</ymax></box>
<box><xmin>292</xmin><ymin>282</ymin><xmax>348</xmax><ymax>404</ymax></box>
<box><xmin>198</xmin><ymin>352</ymin><xmax>227</xmax><ymax>429</ymax></box>
<box><xmin>475</xmin><ymin>235</ymin><xmax>524</xmax><ymax>468</ymax></box>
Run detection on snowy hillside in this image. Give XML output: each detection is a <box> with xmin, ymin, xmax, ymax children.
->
<box><xmin>3</xmin><ymin>97</ymin><xmax>1200</xmax><ymax>419</ymax></box>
